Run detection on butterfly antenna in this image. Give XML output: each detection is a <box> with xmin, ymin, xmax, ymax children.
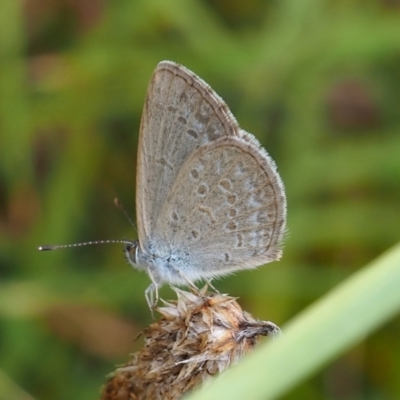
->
<box><xmin>38</xmin><ymin>239</ymin><xmax>133</xmax><ymax>251</ymax></box>
<box><xmin>114</xmin><ymin>197</ymin><xmax>137</xmax><ymax>231</ymax></box>
<box><xmin>38</xmin><ymin>198</ymin><xmax>137</xmax><ymax>252</ymax></box>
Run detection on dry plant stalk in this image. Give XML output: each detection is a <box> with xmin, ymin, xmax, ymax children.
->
<box><xmin>101</xmin><ymin>287</ymin><xmax>280</xmax><ymax>400</ymax></box>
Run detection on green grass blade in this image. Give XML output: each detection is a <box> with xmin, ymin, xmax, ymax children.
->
<box><xmin>187</xmin><ymin>243</ymin><xmax>400</xmax><ymax>400</ymax></box>
<box><xmin>0</xmin><ymin>370</ymin><xmax>35</xmax><ymax>400</ymax></box>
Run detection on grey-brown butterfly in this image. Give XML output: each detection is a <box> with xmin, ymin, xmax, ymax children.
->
<box><xmin>125</xmin><ymin>61</ymin><xmax>286</xmax><ymax>306</ymax></box>
<box><xmin>39</xmin><ymin>61</ymin><xmax>286</xmax><ymax>308</ymax></box>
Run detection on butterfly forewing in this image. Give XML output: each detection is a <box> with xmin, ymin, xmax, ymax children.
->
<box><xmin>136</xmin><ymin>61</ymin><xmax>241</xmax><ymax>250</ymax></box>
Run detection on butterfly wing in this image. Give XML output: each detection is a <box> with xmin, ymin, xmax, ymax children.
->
<box><xmin>136</xmin><ymin>61</ymin><xmax>241</xmax><ymax>252</ymax></box>
<box><xmin>152</xmin><ymin>135</ymin><xmax>286</xmax><ymax>282</ymax></box>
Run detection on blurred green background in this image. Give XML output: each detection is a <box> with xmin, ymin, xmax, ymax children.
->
<box><xmin>1</xmin><ymin>0</ymin><xmax>400</xmax><ymax>399</ymax></box>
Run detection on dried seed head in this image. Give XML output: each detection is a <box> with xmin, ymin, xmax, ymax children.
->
<box><xmin>101</xmin><ymin>287</ymin><xmax>280</xmax><ymax>400</ymax></box>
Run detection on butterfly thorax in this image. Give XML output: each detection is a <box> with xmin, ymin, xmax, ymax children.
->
<box><xmin>125</xmin><ymin>242</ymin><xmax>189</xmax><ymax>286</ymax></box>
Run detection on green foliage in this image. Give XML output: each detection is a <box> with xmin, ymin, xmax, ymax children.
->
<box><xmin>0</xmin><ymin>0</ymin><xmax>399</xmax><ymax>399</ymax></box>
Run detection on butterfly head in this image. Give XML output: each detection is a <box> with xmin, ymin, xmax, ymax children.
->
<box><xmin>124</xmin><ymin>241</ymin><xmax>140</xmax><ymax>267</ymax></box>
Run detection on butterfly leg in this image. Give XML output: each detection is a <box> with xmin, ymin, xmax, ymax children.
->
<box><xmin>173</xmin><ymin>268</ymin><xmax>202</xmax><ymax>296</ymax></box>
<box><xmin>145</xmin><ymin>268</ymin><xmax>159</xmax><ymax>310</ymax></box>
<box><xmin>205</xmin><ymin>278</ymin><xmax>220</xmax><ymax>294</ymax></box>
<box><xmin>145</xmin><ymin>283</ymin><xmax>158</xmax><ymax>310</ymax></box>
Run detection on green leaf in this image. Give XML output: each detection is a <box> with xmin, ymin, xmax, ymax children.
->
<box><xmin>187</xmin><ymin>243</ymin><xmax>400</xmax><ymax>400</ymax></box>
